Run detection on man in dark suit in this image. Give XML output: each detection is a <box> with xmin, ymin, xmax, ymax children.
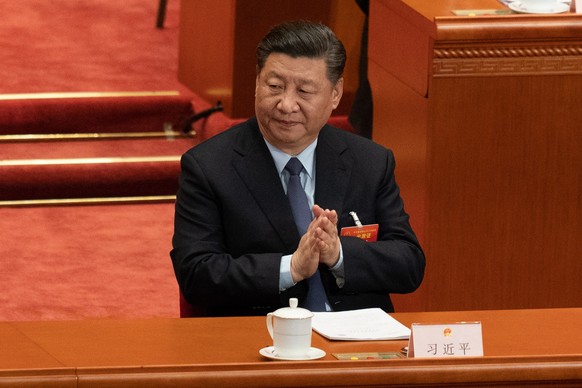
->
<box><xmin>171</xmin><ymin>21</ymin><xmax>425</xmax><ymax>317</ymax></box>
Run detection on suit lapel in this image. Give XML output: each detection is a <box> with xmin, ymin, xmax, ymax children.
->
<box><xmin>232</xmin><ymin>121</ymin><xmax>300</xmax><ymax>250</ymax></box>
<box><xmin>230</xmin><ymin>121</ymin><xmax>352</xmax><ymax>249</ymax></box>
<box><xmin>314</xmin><ymin>126</ymin><xmax>351</xmax><ymax>218</ymax></box>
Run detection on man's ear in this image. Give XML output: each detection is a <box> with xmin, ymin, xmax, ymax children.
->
<box><xmin>255</xmin><ymin>70</ymin><xmax>261</xmax><ymax>96</ymax></box>
<box><xmin>331</xmin><ymin>77</ymin><xmax>344</xmax><ymax>110</ymax></box>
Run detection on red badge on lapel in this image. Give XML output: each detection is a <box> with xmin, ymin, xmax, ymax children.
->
<box><xmin>340</xmin><ymin>224</ymin><xmax>379</xmax><ymax>242</ymax></box>
<box><xmin>340</xmin><ymin>211</ymin><xmax>378</xmax><ymax>242</ymax></box>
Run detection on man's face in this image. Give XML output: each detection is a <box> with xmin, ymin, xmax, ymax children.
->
<box><xmin>255</xmin><ymin>53</ymin><xmax>343</xmax><ymax>155</ymax></box>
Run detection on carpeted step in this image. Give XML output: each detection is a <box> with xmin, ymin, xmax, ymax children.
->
<box><xmin>1</xmin><ymin>136</ymin><xmax>199</xmax><ymax>160</ymax></box>
<box><xmin>0</xmin><ymin>137</ymin><xmax>200</xmax><ymax>201</ymax></box>
<box><xmin>1</xmin><ymin>156</ymin><xmax>180</xmax><ymax>201</ymax></box>
<box><xmin>0</xmin><ymin>91</ymin><xmax>195</xmax><ymax>135</ymax></box>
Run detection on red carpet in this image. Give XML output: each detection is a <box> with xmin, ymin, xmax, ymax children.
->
<box><xmin>1</xmin><ymin>1</ymin><xmax>182</xmax><ymax>94</ymax></box>
<box><xmin>0</xmin><ymin>202</ymin><xmax>179</xmax><ymax>321</ymax></box>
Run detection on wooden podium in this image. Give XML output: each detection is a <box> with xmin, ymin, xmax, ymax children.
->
<box><xmin>369</xmin><ymin>0</ymin><xmax>582</xmax><ymax>312</ymax></box>
<box><xmin>178</xmin><ymin>0</ymin><xmax>364</xmax><ymax>118</ymax></box>
<box><xmin>2</xmin><ymin>309</ymin><xmax>582</xmax><ymax>386</ymax></box>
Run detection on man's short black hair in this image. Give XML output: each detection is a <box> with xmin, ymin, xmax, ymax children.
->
<box><xmin>256</xmin><ymin>20</ymin><xmax>346</xmax><ymax>84</ymax></box>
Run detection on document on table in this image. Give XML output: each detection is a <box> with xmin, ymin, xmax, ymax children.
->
<box><xmin>312</xmin><ymin>308</ymin><xmax>410</xmax><ymax>341</ymax></box>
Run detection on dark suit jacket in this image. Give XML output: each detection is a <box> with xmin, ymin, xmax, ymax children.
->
<box><xmin>171</xmin><ymin>117</ymin><xmax>425</xmax><ymax>316</ymax></box>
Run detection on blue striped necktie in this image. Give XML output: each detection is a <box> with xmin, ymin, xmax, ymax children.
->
<box><xmin>285</xmin><ymin>157</ymin><xmax>329</xmax><ymax>312</ymax></box>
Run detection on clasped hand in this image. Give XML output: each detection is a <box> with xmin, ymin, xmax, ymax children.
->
<box><xmin>290</xmin><ymin>204</ymin><xmax>340</xmax><ymax>283</ymax></box>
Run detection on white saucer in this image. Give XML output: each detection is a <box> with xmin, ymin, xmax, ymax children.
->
<box><xmin>259</xmin><ymin>346</ymin><xmax>326</xmax><ymax>361</ymax></box>
<box><xmin>508</xmin><ymin>2</ymin><xmax>569</xmax><ymax>14</ymax></box>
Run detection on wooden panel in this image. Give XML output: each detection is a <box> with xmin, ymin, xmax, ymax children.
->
<box><xmin>178</xmin><ymin>0</ymin><xmax>235</xmax><ymax>114</ymax></box>
<box><xmin>425</xmin><ymin>74</ymin><xmax>582</xmax><ymax>311</ymax></box>
<box><xmin>370</xmin><ymin>0</ymin><xmax>582</xmax><ymax>312</ymax></box>
<box><xmin>0</xmin><ymin>323</ymin><xmax>75</xmax><ymax>388</ymax></box>
<box><xmin>13</xmin><ymin>318</ymin><xmax>270</xmax><ymax>367</ymax></box>
<box><xmin>0</xmin><ymin>323</ymin><xmax>64</xmax><ymax>369</ymax></box>
<box><xmin>368</xmin><ymin>0</ymin><xmax>433</xmax><ymax>97</ymax></box>
<box><xmin>0</xmin><ymin>311</ymin><xmax>580</xmax><ymax>387</ymax></box>
<box><xmin>368</xmin><ymin>59</ymin><xmax>428</xmax><ymax>313</ymax></box>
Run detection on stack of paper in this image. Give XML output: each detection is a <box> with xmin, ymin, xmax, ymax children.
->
<box><xmin>312</xmin><ymin>308</ymin><xmax>410</xmax><ymax>341</ymax></box>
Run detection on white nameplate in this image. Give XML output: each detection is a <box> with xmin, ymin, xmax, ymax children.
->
<box><xmin>408</xmin><ymin>322</ymin><xmax>483</xmax><ymax>358</ymax></box>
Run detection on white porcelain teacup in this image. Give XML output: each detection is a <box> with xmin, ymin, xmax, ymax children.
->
<box><xmin>266</xmin><ymin>298</ymin><xmax>313</xmax><ymax>358</ymax></box>
<box><xmin>519</xmin><ymin>0</ymin><xmax>559</xmax><ymax>12</ymax></box>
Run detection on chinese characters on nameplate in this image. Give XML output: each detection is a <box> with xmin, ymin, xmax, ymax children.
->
<box><xmin>408</xmin><ymin>322</ymin><xmax>484</xmax><ymax>358</ymax></box>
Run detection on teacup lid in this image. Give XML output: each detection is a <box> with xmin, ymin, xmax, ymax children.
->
<box><xmin>272</xmin><ymin>298</ymin><xmax>314</xmax><ymax>319</ymax></box>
